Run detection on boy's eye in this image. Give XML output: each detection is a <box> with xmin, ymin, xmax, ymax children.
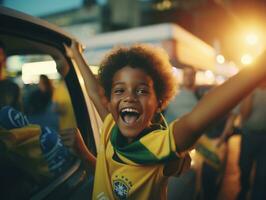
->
<box><xmin>113</xmin><ymin>88</ymin><xmax>124</xmax><ymax>94</ymax></box>
<box><xmin>136</xmin><ymin>88</ymin><xmax>149</xmax><ymax>95</ymax></box>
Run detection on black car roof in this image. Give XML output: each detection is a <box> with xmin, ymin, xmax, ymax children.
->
<box><xmin>0</xmin><ymin>6</ymin><xmax>81</xmax><ymax>56</ymax></box>
<box><xmin>0</xmin><ymin>6</ymin><xmax>76</xmax><ymax>41</ymax></box>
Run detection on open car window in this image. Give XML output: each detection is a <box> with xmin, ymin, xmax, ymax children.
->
<box><xmin>6</xmin><ymin>54</ymin><xmax>77</xmax><ymax>130</ymax></box>
<box><xmin>0</xmin><ymin>29</ymin><xmax>95</xmax><ymax>199</ymax></box>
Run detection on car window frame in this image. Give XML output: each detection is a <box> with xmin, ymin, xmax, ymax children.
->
<box><xmin>0</xmin><ymin>6</ymin><xmax>97</xmax><ymax>154</ymax></box>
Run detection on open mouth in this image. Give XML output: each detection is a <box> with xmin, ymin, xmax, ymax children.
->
<box><xmin>120</xmin><ymin>108</ymin><xmax>140</xmax><ymax>125</ymax></box>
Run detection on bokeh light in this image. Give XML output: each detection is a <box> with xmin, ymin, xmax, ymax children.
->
<box><xmin>216</xmin><ymin>54</ymin><xmax>225</xmax><ymax>64</ymax></box>
<box><xmin>245</xmin><ymin>33</ymin><xmax>258</xmax><ymax>45</ymax></box>
<box><xmin>241</xmin><ymin>54</ymin><xmax>253</xmax><ymax>65</ymax></box>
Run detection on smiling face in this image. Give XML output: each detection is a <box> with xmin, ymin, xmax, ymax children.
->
<box><xmin>108</xmin><ymin>66</ymin><xmax>159</xmax><ymax>142</ymax></box>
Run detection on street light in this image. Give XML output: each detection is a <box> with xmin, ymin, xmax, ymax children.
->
<box><xmin>216</xmin><ymin>54</ymin><xmax>225</xmax><ymax>64</ymax></box>
<box><xmin>241</xmin><ymin>54</ymin><xmax>253</xmax><ymax>65</ymax></box>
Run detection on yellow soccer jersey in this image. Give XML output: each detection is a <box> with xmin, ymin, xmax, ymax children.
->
<box><xmin>93</xmin><ymin>114</ymin><xmax>188</xmax><ymax>200</ymax></box>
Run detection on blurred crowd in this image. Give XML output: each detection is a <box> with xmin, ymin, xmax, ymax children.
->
<box><xmin>164</xmin><ymin>65</ymin><xmax>266</xmax><ymax>200</ymax></box>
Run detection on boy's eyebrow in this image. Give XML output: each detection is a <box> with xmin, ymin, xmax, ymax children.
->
<box><xmin>112</xmin><ymin>81</ymin><xmax>151</xmax><ymax>87</ymax></box>
<box><xmin>137</xmin><ymin>80</ymin><xmax>154</xmax><ymax>87</ymax></box>
<box><xmin>138</xmin><ymin>82</ymin><xmax>150</xmax><ymax>87</ymax></box>
<box><xmin>112</xmin><ymin>82</ymin><xmax>125</xmax><ymax>86</ymax></box>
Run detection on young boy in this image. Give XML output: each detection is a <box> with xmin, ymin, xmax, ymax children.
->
<box><xmin>66</xmin><ymin>42</ymin><xmax>266</xmax><ymax>200</ymax></box>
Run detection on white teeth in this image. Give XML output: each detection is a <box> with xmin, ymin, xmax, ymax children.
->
<box><xmin>121</xmin><ymin>108</ymin><xmax>139</xmax><ymax>113</ymax></box>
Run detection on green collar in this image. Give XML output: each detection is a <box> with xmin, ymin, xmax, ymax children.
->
<box><xmin>110</xmin><ymin>114</ymin><xmax>176</xmax><ymax>164</ymax></box>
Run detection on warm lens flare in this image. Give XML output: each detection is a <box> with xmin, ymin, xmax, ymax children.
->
<box><xmin>245</xmin><ymin>33</ymin><xmax>258</xmax><ymax>45</ymax></box>
<box><xmin>241</xmin><ymin>54</ymin><xmax>253</xmax><ymax>65</ymax></box>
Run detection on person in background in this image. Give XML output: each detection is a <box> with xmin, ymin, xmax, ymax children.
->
<box><xmin>0</xmin><ymin>41</ymin><xmax>21</xmax><ymax>110</ymax></box>
<box><xmin>222</xmin><ymin>80</ymin><xmax>266</xmax><ymax>200</ymax></box>
<box><xmin>39</xmin><ymin>74</ymin><xmax>53</xmax><ymax>99</ymax></box>
<box><xmin>164</xmin><ymin>65</ymin><xmax>198</xmax><ymax>123</ymax></box>
<box><xmin>26</xmin><ymin>74</ymin><xmax>59</xmax><ymax>131</ymax></box>
<box><xmin>197</xmin><ymin>85</ymin><xmax>232</xmax><ymax>200</ymax></box>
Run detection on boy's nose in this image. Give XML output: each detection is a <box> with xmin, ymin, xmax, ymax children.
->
<box><xmin>124</xmin><ymin>92</ymin><xmax>137</xmax><ymax>102</ymax></box>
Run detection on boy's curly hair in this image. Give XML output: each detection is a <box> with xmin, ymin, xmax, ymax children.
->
<box><xmin>98</xmin><ymin>44</ymin><xmax>178</xmax><ymax>109</ymax></box>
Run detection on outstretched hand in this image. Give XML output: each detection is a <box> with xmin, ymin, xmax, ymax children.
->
<box><xmin>63</xmin><ymin>40</ymin><xmax>84</xmax><ymax>59</ymax></box>
<box><xmin>63</xmin><ymin>43</ymin><xmax>74</xmax><ymax>59</ymax></box>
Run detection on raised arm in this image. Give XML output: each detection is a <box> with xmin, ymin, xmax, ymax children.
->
<box><xmin>173</xmin><ymin>51</ymin><xmax>266</xmax><ymax>152</ymax></box>
<box><xmin>65</xmin><ymin>41</ymin><xmax>109</xmax><ymax>121</ymax></box>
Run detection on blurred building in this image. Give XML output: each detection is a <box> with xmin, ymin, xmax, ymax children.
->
<box><xmin>2</xmin><ymin>0</ymin><xmax>265</xmax><ymax>66</ymax></box>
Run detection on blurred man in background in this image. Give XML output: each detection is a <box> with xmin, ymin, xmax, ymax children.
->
<box><xmin>235</xmin><ymin>81</ymin><xmax>266</xmax><ymax>200</ymax></box>
<box><xmin>164</xmin><ymin>65</ymin><xmax>198</xmax><ymax>123</ymax></box>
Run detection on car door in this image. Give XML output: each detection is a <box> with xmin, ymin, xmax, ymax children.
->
<box><xmin>0</xmin><ymin>6</ymin><xmax>98</xmax><ymax>200</ymax></box>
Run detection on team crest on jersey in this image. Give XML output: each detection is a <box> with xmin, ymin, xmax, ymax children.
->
<box><xmin>112</xmin><ymin>175</ymin><xmax>132</xmax><ymax>200</ymax></box>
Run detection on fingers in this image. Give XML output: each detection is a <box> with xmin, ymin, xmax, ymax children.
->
<box><xmin>63</xmin><ymin>43</ymin><xmax>74</xmax><ymax>59</ymax></box>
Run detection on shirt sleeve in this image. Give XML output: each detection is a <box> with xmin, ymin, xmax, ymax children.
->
<box><xmin>138</xmin><ymin>120</ymin><xmax>187</xmax><ymax>163</ymax></box>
